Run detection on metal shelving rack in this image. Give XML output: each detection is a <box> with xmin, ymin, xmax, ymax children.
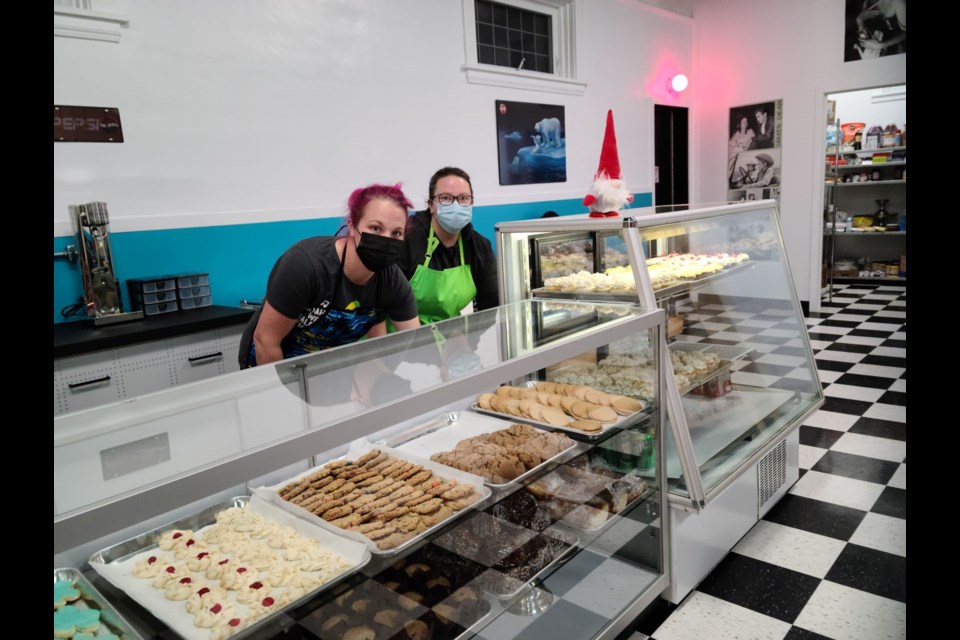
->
<box><xmin>825</xmin><ymin>119</ymin><xmax>841</xmax><ymax>302</ymax></box>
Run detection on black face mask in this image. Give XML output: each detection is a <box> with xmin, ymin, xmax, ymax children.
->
<box><xmin>354</xmin><ymin>231</ymin><xmax>404</xmax><ymax>272</ymax></box>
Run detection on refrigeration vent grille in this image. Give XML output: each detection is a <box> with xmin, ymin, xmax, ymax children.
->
<box><xmin>758</xmin><ymin>440</ymin><xmax>787</xmax><ymax>508</ymax></box>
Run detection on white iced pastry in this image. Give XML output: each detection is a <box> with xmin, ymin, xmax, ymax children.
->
<box><xmin>264</xmin><ymin>562</ymin><xmax>298</xmax><ymax>588</ymax></box>
<box><xmin>247</xmin><ymin>590</ymin><xmax>292</xmax><ymax>619</ymax></box>
<box><xmin>220</xmin><ymin>565</ymin><xmax>258</xmax><ymax>590</ymax></box>
<box><xmin>209</xmin><ymin>616</ymin><xmax>248</xmax><ymax>640</ymax></box>
<box><xmin>131</xmin><ymin>553</ymin><xmax>171</xmax><ymax>578</ymax></box>
<box><xmin>185</xmin><ymin>585</ymin><xmax>229</xmax><ymax>614</ymax></box>
<box><xmin>171</xmin><ymin>536</ymin><xmax>206</xmax><ymax>560</ymax></box>
<box><xmin>193</xmin><ymin>601</ymin><xmax>236</xmax><ymax>629</ymax></box>
<box><xmin>234</xmin><ymin>579</ymin><xmax>273</xmax><ymax>605</ymax></box>
<box><xmin>157</xmin><ymin>529</ymin><xmax>194</xmax><ymax>551</ymax></box>
<box><xmin>299</xmin><ymin>547</ymin><xmax>353</xmax><ymax>575</ymax></box>
<box><xmin>205</xmin><ymin>557</ymin><xmax>236</xmax><ymax>581</ymax></box>
<box><xmin>151</xmin><ymin>563</ymin><xmax>190</xmax><ymax>589</ymax></box>
<box><xmin>164</xmin><ymin>576</ymin><xmax>199</xmax><ymax>601</ymax></box>
<box><xmin>238</xmin><ymin>544</ymin><xmax>280</xmax><ymax>571</ymax></box>
<box><xmin>266</xmin><ymin>526</ymin><xmax>299</xmax><ymax>549</ymax></box>
<box><xmin>186</xmin><ymin>549</ymin><xmax>221</xmax><ymax>573</ymax></box>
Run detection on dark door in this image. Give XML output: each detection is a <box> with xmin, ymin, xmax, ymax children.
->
<box><xmin>654</xmin><ymin>105</ymin><xmax>689</xmax><ymax>207</ymax></box>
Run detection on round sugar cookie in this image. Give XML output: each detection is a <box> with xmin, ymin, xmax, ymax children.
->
<box><xmin>611</xmin><ymin>396</ymin><xmax>644</xmax><ymax>415</ymax></box>
<box><xmin>569</xmin><ymin>419</ymin><xmax>602</xmax><ymax>432</ymax></box>
<box><xmin>540</xmin><ymin>406</ymin><xmax>570</xmax><ymax>426</ymax></box>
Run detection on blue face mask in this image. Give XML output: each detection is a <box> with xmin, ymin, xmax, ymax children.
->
<box><xmin>436</xmin><ymin>202</ymin><xmax>473</xmax><ymax>233</ymax></box>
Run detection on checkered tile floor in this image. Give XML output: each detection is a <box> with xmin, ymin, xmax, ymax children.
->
<box><xmin>629</xmin><ymin>284</ymin><xmax>906</xmax><ymax>640</ymax></box>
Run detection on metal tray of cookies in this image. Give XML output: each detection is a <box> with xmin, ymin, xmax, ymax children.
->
<box><xmin>253</xmin><ymin>439</ymin><xmax>492</xmax><ymax>557</ymax></box>
<box><xmin>381</xmin><ymin>411</ymin><xmax>582</xmax><ymax>490</ymax></box>
<box><xmin>87</xmin><ymin>496</ymin><xmax>370</xmax><ymax>640</ymax></box>
<box><xmin>55</xmin><ymin>567</ymin><xmax>144</xmax><ymax>640</ymax></box>
<box><xmin>470</xmin><ymin>382</ymin><xmax>651</xmax><ymax>442</ymax></box>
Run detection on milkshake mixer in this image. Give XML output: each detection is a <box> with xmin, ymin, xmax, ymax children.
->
<box><xmin>70</xmin><ymin>201</ymin><xmax>143</xmax><ymax>325</ymax></box>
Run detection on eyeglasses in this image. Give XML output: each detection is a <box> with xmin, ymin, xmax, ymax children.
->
<box><xmin>433</xmin><ymin>193</ymin><xmax>474</xmax><ymax>206</ymax></box>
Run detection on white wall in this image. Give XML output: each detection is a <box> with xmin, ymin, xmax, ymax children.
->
<box><xmin>689</xmin><ymin>0</ymin><xmax>906</xmax><ymax>305</ymax></box>
<box><xmin>830</xmin><ymin>85</ymin><xmax>906</xmax><ymax>131</ymax></box>
<box><xmin>54</xmin><ymin>0</ymin><xmax>692</xmax><ymax>236</ymax></box>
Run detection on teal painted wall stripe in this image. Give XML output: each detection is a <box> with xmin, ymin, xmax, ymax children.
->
<box><xmin>53</xmin><ymin>193</ymin><xmax>652</xmax><ymax>324</ymax></box>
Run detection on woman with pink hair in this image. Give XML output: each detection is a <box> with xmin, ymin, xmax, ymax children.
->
<box><xmin>239</xmin><ymin>183</ymin><xmax>421</xmax><ymax>368</ymax></box>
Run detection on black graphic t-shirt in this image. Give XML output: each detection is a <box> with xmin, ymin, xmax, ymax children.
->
<box><xmin>239</xmin><ymin>236</ymin><xmax>417</xmax><ymax>367</ymax></box>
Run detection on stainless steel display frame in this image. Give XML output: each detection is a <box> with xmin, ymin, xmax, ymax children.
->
<box><xmin>495</xmin><ymin>202</ymin><xmax>825</xmax><ymax>512</ymax></box>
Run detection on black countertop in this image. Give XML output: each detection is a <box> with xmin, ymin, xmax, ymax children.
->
<box><xmin>54</xmin><ymin>305</ymin><xmax>255</xmax><ymax>358</ymax></box>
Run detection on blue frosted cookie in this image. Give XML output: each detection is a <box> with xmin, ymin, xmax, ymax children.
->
<box><xmin>53</xmin><ymin>604</ymin><xmax>100</xmax><ymax>638</ymax></box>
<box><xmin>53</xmin><ymin>580</ymin><xmax>81</xmax><ymax>610</ymax></box>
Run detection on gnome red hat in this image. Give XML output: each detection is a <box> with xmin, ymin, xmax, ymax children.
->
<box><xmin>583</xmin><ymin>109</ymin><xmax>633</xmax><ymax>218</ymax></box>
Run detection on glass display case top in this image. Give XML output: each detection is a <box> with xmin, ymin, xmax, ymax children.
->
<box><xmin>495</xmin><ymin>202</ymin><xmax>824</xmax><ymax>505</ymax></box>
<box><xmin>55</xmin><ymin>300</ymin><xmax>664</xmax><ymax>551</ymax></box>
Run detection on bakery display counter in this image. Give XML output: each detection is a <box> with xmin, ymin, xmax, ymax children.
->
<box><xmin>496</xmin><ymin>202</ymin><xmax>824</xmax><ymax>604</ymax></box>
<box><xmin>55</xmin><ymin>299</ymin><xmax>669</xmax><ymax>640</ymax></box>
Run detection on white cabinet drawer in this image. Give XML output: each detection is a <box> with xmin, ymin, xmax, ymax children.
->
<box><xmin>56</xmin><ymin>350</ymin><xmax>122</xmax><ymax>414</ymax></box>
<box><xmin>55</xmin><ymin>322</ymin><xmax>250</xmax><ymax>414</ymax></box>
<box><xmin>169</xmin><ymin>329</ymin><xmax>227</xmax><ymax>385</ymax></box>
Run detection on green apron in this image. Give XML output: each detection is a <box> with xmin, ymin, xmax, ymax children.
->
<box><xmin>410</xmin><ymin>225</ymin><xmax>478</xmax><ymax>325</ymax></box>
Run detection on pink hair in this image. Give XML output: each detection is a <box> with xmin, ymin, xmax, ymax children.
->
<box><xmin>344</xmin><ymin>183</ymin><xmax>413</xmax><ymax>231</ymax></box>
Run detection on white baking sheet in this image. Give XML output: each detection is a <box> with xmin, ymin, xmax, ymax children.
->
<box><xmin>388</xmin><ymin>411</ymin><xmax>578</xmax><ymax>489</ymax></box>
<box><xmin>252</xmin><ymin>438</ymin><xmax>491</xmax><ymax>555</ymax></box>
<box><xmin>88</xmin><ymin>496</ymin><xmax>370</xmax><ymax>640</ymax></box>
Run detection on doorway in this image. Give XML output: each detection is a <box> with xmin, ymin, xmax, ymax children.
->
<box><xmin>813</xmin><ymin>84</ymin><xmax>906</xmax><ymax>311</ymax></box>
<box><xmin>654</xmin><ymin>105</ymin><xmax>689</xmax><ymax>207</ymax></box>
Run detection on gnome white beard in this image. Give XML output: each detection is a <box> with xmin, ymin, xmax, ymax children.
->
<box><xmin>588</xmin><ymin>175</ymin><xmax>632</xmax><ymax>214</ymax></box>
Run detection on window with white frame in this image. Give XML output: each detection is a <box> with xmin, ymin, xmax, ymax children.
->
<box><xmin>461</xmin><ymin>0</ymin><xmax>586</xmax><ymax>96</ymax></box>
<box><xmin>54</xmin><ymin>0</ymin><xmax>130</xmax><ymax>42</ymax></box>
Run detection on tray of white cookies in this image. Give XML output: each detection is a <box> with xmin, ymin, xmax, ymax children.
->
<box><xmin>88</xmin><ymin>496</ymin><xmax>370</xmax><ymax>640</ymax></box>
<box><xmin>472</xmin><ymin>381</ymin><xmax>650</xmax><ymax>441</ymax></box>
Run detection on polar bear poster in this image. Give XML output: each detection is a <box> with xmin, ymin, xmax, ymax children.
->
<box><xmin>534</xmin><ymin>117</ymin><xmax>562</xmax><ymax>148</ymax></box>
<box><xmin>495</xmin><ymin>100</ymin><xmax>566</xmax><ymax>185</ymax></box>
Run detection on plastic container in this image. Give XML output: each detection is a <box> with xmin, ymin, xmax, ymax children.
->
<box><xmin>127</xmin><ymin>277</ymin><xmax>177</xmax><ymax>295</ymax></box>
<box><xmin>176</xmin><ymin>285</ymin><xmax>211</xmax><ymax>299</ymax></box>
<box><xmin>176</xmin><ymin>274</ymin><xmax>209</xmax><ymax>288</ymax></box>
<box><xmin>142</xmin><ymin>301</ymin><xmax>179</xmax><ymax>315</ymax></box>
<box><xmin>178</xmin><ymin>295</ymin><xmax>212</xmax><ymax>310</ymax></box>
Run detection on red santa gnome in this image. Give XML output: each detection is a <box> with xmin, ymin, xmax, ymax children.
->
<box><xmin>583</xmin><ymin>109</ymin><xmax>633</xmax><ymax>218</ymax></box>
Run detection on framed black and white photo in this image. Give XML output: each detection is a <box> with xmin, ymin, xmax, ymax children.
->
<box><xmin>495</xmin><ymin>100</ymin><xmax>566</xmax><ymax>186</ymax></box>
<box><xmin>844</xmin><ymin>0</ymin><xmax>906</xmax><ymax>62</ymax></box>
<box><xmin>727</xmin><ymin>100</ymin><xmax>783</xmax><ymax>203</ymax></box>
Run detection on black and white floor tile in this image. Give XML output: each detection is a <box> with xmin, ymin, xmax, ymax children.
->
<box><xmin>629</xmin><ymin>284</ymin><xmax>906</xmax><ymax>640</ymax></box>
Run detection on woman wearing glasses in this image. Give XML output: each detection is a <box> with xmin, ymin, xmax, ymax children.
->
<box><xmin>399</xmin><ymin>167</ymin><xmax>499</xmax><ymax>324</ymax></box>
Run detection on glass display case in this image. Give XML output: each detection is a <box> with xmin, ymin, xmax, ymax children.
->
<box><xmin>496</xmin><ymin>201</ymin><xmax>824</xmax><ymax>603</ymax></box>
<box><xmin>54</xmin><ymin>299</ymin><xmax>667</xmax><ymax>640</ymax></box>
